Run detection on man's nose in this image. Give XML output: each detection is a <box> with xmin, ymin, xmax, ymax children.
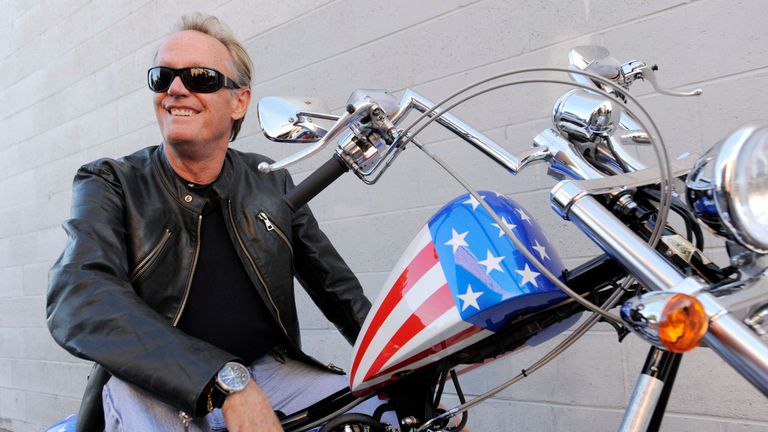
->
<box><xmin>167</xmin><ymin>76</ymin><xmax>189</xmax><ymax>96</ymax></box>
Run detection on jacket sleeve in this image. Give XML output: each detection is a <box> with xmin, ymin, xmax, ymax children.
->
<box><xmin>46</xmin><ymin>161</ymin><xmax>234</xmax><ymax>417</ymax></box>
<box><xmin>285</xmin><ymin>172</ymin><xmax>372</xmax><ymax>345</ymax></box>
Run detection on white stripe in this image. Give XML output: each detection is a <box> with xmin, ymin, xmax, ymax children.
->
<box><xmin>353</xmin><ymin>261</ymin><xmax>446</xmax><ymax>387</ymax></box>
<box><xmin>353</xmin><ymin>226</ymin><xmax>432</xmax><ymax>351</ymax></box>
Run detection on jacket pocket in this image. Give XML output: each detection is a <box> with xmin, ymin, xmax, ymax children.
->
<box><xmin>129</xmin><ymin>228</ymin><xmax>172</xmax><ymax>283</ymax></box>
<box><xmin>257</xmin><ymin>211</ymin><xmax>293</xmax><ymax>258</ymax></box>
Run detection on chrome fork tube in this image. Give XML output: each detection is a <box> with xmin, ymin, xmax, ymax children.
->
<box><xmin>552</xmin><ymin>182</ymin><xmax>768</xmax><ymax>397</ymax></box>
<box><xmin>619</xmin><ymin>348</ymin><xmax>681</xmax><ymax>432</ymax></box>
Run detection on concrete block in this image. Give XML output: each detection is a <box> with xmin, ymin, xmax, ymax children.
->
<box><xmin>300</xmin><ymin>328</ymin><xmax>353</xmax><ymax>370</ymax></box>
<box><xmin>497</xmin><ymin>332</ymin><xmax>627</xmax><ymax>407</ymax></box>
<box><xmin>0</xmin><ymin>295</ymin><xmax>45</xmax><ymax>329</ymax></box>
<box><xmin>25</xmin><ymin>391</ymin><xmax>81</xmax><ymax>430</ymax></box>
<box><xmin>659</xmin><ymin>415</ymin><xmax>728</xmax><ymax>432</ymax></box>
<box><xmin>620</xmin><ymin>336</ymin><xmax>768</xmax><ymax>422</ymax></box>
<box><xmin>35</xmin><ymin>226</ymin><xmax>68</xmax><ymax>264</ymax></box>
<box><xmin>550</xmin><ymin>405</ymin><xmax>625</xmax><ymax>432</ymax></box>
<box><xmin>696</xmin><ymin>71</ymin><xmax>768</xmax><ymax>152</ymax></box>
<box><xmin>295</xmin><ymin>279</ymin><xmax>333</xmax><ymax>331</ymax></box>
<box><xmin>22</xmin><ymin>261</ymin><xmax>51</xmax><ymax>297</ymax></box>
<box><xmin>241</xmin><ymin>0</ymin><xmax>475</xmax><ymax>84</ymax></box>
<box><xmin>215</xmin><ymin>0</ymin><xmax>335</xmax><ymax>42</ymax></box>
<box><xmin>599</xmin><ymin>0</ymin><xmax>768</xmax><ymax>89</ymax></box>
<box><xmin>25</xmin><ymin>328</ymin><xmax>78</xmax><ymax>363</ymax></box>
<box><xmin>0</xmin><ymin>387</ymin><xmax>26</xmax><ymax>425</ymax></box>
<box><xmin>0</xmin><ymin>145</ymin><xmax>20</xmax><ymax>182</ymax></box>
<box><xmin>117</xmin><ymin>88</ymin><xmax>156</xmax><ymax>135</ymax></box>
<box><xmin>86</xmin><ymin>0</ymin><xmax>133</xmax><ymax>36</ymax></box>
<box><xmin>459</xmin><ymin>398</ymin><xmax>556</xmax><ymax>431</ymax></box>
<box><xmin>0</xmin><ymin>0</ymin><xmax>31</xmax><ymax>25</ymax></box>
<box><xmin>320</xmin><ymin>206</ymin><xmax>438</xmax><ymax>273</ymax></box>
<box><xmin>0</xmin><ymin>359</ymin><xmax>11</xmax><ymax>388</ymax></box>
<box><xmin>0</xmin><ymin>265</ymin><xmax>23</xmax><ymax>298</ymax></box>
<box><xmin>11</xmin><ymin>359</ymin><xmax>90</xmax><ymax>398</ymax></box>
<box><xmin>0</xmin><ymin>170</ymin><xmax>36</xmax><ymax>208</ymax></box>
<box><xmin>723</xmin><ymin>422</ymin><xmax>768</xmax><ymax>432</ymax></box>
<box><xmin>407</xmin><ymin>0</ymin><xmax>531</xmax><ymax>85</ymax></box>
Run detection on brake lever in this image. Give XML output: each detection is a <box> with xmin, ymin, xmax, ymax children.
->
<box><xmin>638</xmin><ymin>64</ymin><xmax>702</xmax><ymax>97</ymax></box>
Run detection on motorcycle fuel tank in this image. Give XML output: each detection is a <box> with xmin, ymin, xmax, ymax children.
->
<box><xmin>350</xmin><ymin>192</ymin><xmax>577</xmax><ymax>395</ymax></box>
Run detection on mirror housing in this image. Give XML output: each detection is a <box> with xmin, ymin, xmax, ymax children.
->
<box><xmin>257</xmin><ymin>96</ymin><xmax>335</xmax><ymax>143</ymax></box>
<box><xmin>568</xmin><ymin>45</ymin><xmax>622</xmax><ymax>91</ymax></box>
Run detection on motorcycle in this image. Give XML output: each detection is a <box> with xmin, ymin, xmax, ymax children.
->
<box><xmin>46</xmin><ymin>46</ymin><xmax>768</xmax><ymax>432</ymax></box>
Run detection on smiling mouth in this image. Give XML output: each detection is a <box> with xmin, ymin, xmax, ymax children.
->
<box><xmin>169</xmin><ymin>108</ymin><xmax>197</xmax><ymax>117</ymax></box>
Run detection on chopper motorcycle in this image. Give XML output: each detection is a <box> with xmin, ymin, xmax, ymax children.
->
<box><xmin>47</xmin><ymin>46</ymin><xmax>768</xmax><ymax>432</ymax></box>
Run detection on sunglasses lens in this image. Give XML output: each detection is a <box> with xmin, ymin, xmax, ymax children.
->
<box><xmin>182</xmin><ymin>67</ymin><xmax>221</xmax><ymax>93</ymax></box>
<box><xmin>148</xmin><ymin>67</ymin><xmax>173</xmax><ymax>92</ymax></box>
<box><xmin>147</xmin><ymin>67</ymin><xmax>231</xmax><ymax>93</ymax></box>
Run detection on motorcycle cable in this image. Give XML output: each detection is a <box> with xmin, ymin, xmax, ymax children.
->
<box><xmin>394</xmin><ymin>72</ymin><xmax>678</xmax><ymax>430</ymax></box>
<box><xmin>401</xmin><ymin>75</ymin><xmax>673</xmax><ymax>323</ymax></box>
<box><xmin>393</xmin><ymin>67</ymin><xmax>676</xmax><ymax>248</ymax></box>
<box><xmin>412</xmin><ymin>136</ymin><xmax>623</xmax><ymax>325</ymax></box>
<box><xmin>416</xmin><ymin>282</ymin><xmax>628</xmax><ymax>432</ymax></box>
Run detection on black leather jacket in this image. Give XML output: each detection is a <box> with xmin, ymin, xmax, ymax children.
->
<box><xmin>46</xmin><ymin>145</ymin><xmax>371</xmax><ymax>426</ymax></box>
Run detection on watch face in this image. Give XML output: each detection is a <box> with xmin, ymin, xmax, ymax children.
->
<box><xmin>217</xmin><ymin>362</ymin><xmax>250</xmax><ymax>393</ymax></box>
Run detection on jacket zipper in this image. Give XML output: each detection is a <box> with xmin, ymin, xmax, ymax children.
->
<box><xmin>227</xmin><ymin>200</ymin><xmax>291</xmax><ymax>339</ymax></box>
<box><xmin>172</xmin><ymin>214</ymin><xmax>202</xmax><ymax>326</ymax></box>
<box><xmin>129</xmin><ymin>228</ymin><xmax>172</xmax><ymax>283</ymax></box>
<box><xmin>257</xmin><ymin>211</ymin><xmax>293</xmax><ymax>256</ymax></box>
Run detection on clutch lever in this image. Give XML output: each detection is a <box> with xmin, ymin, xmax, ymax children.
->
<box><xmin>258</xmin><ymin>102</ymin><xmax>377</xmax><ymax>173</ymax></box>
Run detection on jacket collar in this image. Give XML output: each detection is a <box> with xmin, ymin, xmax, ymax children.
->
<box><xmin>153</xmin><ymin>144</ymin><xmax>236</xmax><ymax>213</ymax></box>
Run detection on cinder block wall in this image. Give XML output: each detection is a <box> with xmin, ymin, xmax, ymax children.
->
<box><xmin>2</xmin><ymin>0</ymin><xmax>767</xmax><ymax>430</ymax></box>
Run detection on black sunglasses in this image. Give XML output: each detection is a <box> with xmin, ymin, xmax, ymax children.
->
<box><xmin>147</xmin><ymin>66</ymin><xmax>242</xmax><ymax>93</ymax></box>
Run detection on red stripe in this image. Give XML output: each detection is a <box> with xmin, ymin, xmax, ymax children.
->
<box><xmin>351</xmin><ymin>242</ymin><xmax>438</xmax><ymax>379</ymax></box>
<box><xmin>352</xmin><ymin>326</ymin><xmax>486</xmax><ymax>398</ymax></box>
<box><xmin>373</xmin><ymin>325</ymin><xmax>483</xmax><ymax>379</ymax></box>
<box><xmin>364</xmin><ymin>283</ymin><xmax>454</xmax><ymax>381</ymax></box>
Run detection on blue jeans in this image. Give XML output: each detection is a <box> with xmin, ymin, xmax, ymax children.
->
<box><xmin>102</xmin><ymin>353</ymin><xmax>396</xmax><ymax>431</ymax></box>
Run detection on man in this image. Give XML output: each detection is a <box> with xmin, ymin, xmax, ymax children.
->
<box><xmin>47</xmin><ymin>14</ymin><xmax>372</xmax><ymax>432</ymax></box>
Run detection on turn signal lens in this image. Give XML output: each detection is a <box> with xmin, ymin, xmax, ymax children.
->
<box><xmin>658</xmin><ymin>294</ymin><xmax>708</xmax><ymax>353</ymax></box>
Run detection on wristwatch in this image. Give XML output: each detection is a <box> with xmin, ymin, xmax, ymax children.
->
<box><xmin>210</xmin><ymin>362</ymin><xmax>250</xmax><ymax>410</ymax></box>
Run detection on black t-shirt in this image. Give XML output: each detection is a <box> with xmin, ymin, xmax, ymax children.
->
<box><xmin>177</xmin><ymin>185</ymin><xmax>282</xmax><ymax>364</ymax></box>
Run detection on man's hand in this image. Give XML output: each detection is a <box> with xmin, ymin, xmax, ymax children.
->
<box><xmin>222</xmin><ymin>379</ymin><xmax>283</xmax><ymax>432</ymax></box>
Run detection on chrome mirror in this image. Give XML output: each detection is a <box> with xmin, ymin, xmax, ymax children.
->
<box><xmin>553</xmin><ymin>89</ymin><xmax>619</xmax><ymax>143</ymax></box>
<box><xmin>257</xmin><ymin>96</ymin><xmax>338</xmax><ymax>143</ymax></box>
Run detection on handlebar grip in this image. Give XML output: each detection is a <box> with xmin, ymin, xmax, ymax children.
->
<box><xmin>284</xmin><ymin>154</ymin><xmax>349</xmax><ymax>212</ymax></box>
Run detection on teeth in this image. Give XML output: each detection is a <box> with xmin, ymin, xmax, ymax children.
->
<box><xmin>169</xmin><ymin>108</ymin><xmax>195</xmax><ymax>116</ymax></box>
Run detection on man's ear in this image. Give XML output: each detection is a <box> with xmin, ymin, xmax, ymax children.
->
<box><xmin>231</xmin><ymin>88</ymin><xmax>251</xmax><ymax>121</ymax></box>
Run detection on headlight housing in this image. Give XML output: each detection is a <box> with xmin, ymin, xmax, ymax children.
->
<box><xmin>686</xmin><ymin>122</ymin><xmax>768</xmax><ymax>254</ymax></box>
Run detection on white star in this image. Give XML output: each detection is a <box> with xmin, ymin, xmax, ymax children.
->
<box><xmin>491</xmin><ymin>217</ymin><xmax>517</xmax><ymax>237</ymax></box>
<box><xmin>532</xmin><ymin>239</ymin><xmax>550</xmax><ymax>261</ymax></box>
<box><xmin>478</xmin><ymin>250</ymin><xmax>505</xmax><ymax>274</ymax></box>
<box><xmin>458</xmin><ymin>284</ymin><xmax>484</xmax><ymax>311</ymax></box>
<box><xmin>444</xmin><ymin>228</ymin><xmax>469</xmax><ymax>253</ymax></box>
<box><xmin>515</xmin><ymin>207</ymin><xmax>531</xmax><ymax>224</ymax></box>
<box><xmin>516</xmin><ymin>263</ymin><xmax>540</xmax><ymax>287</ymax></box>
<box><xmin>463</xmin><ymin>194</ymin><xmax>480</xmax><ymax>210</ymax></box>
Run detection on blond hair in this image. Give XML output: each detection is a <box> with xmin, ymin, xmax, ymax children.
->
<box><xmin>176</xmin><ymin>13</ymin><xmax>253</xmax><ymax>141</ymax></box>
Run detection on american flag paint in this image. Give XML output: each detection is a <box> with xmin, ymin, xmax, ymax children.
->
<box><xmin>350</xmin><ymin>192</ymin><xmax>579</xmax><ymax>395</ymax></box>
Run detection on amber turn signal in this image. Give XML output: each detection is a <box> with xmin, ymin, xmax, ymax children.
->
<box><xmin>658</xmin><ymin>293</ymin><xmax>709</xmax><ymax>353</ymax></box>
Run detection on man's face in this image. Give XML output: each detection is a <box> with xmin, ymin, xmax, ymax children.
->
<box><xmin>153</xmin><ymin>30</ymin><xmax>249</xmax><ymax>150</ymax></box>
